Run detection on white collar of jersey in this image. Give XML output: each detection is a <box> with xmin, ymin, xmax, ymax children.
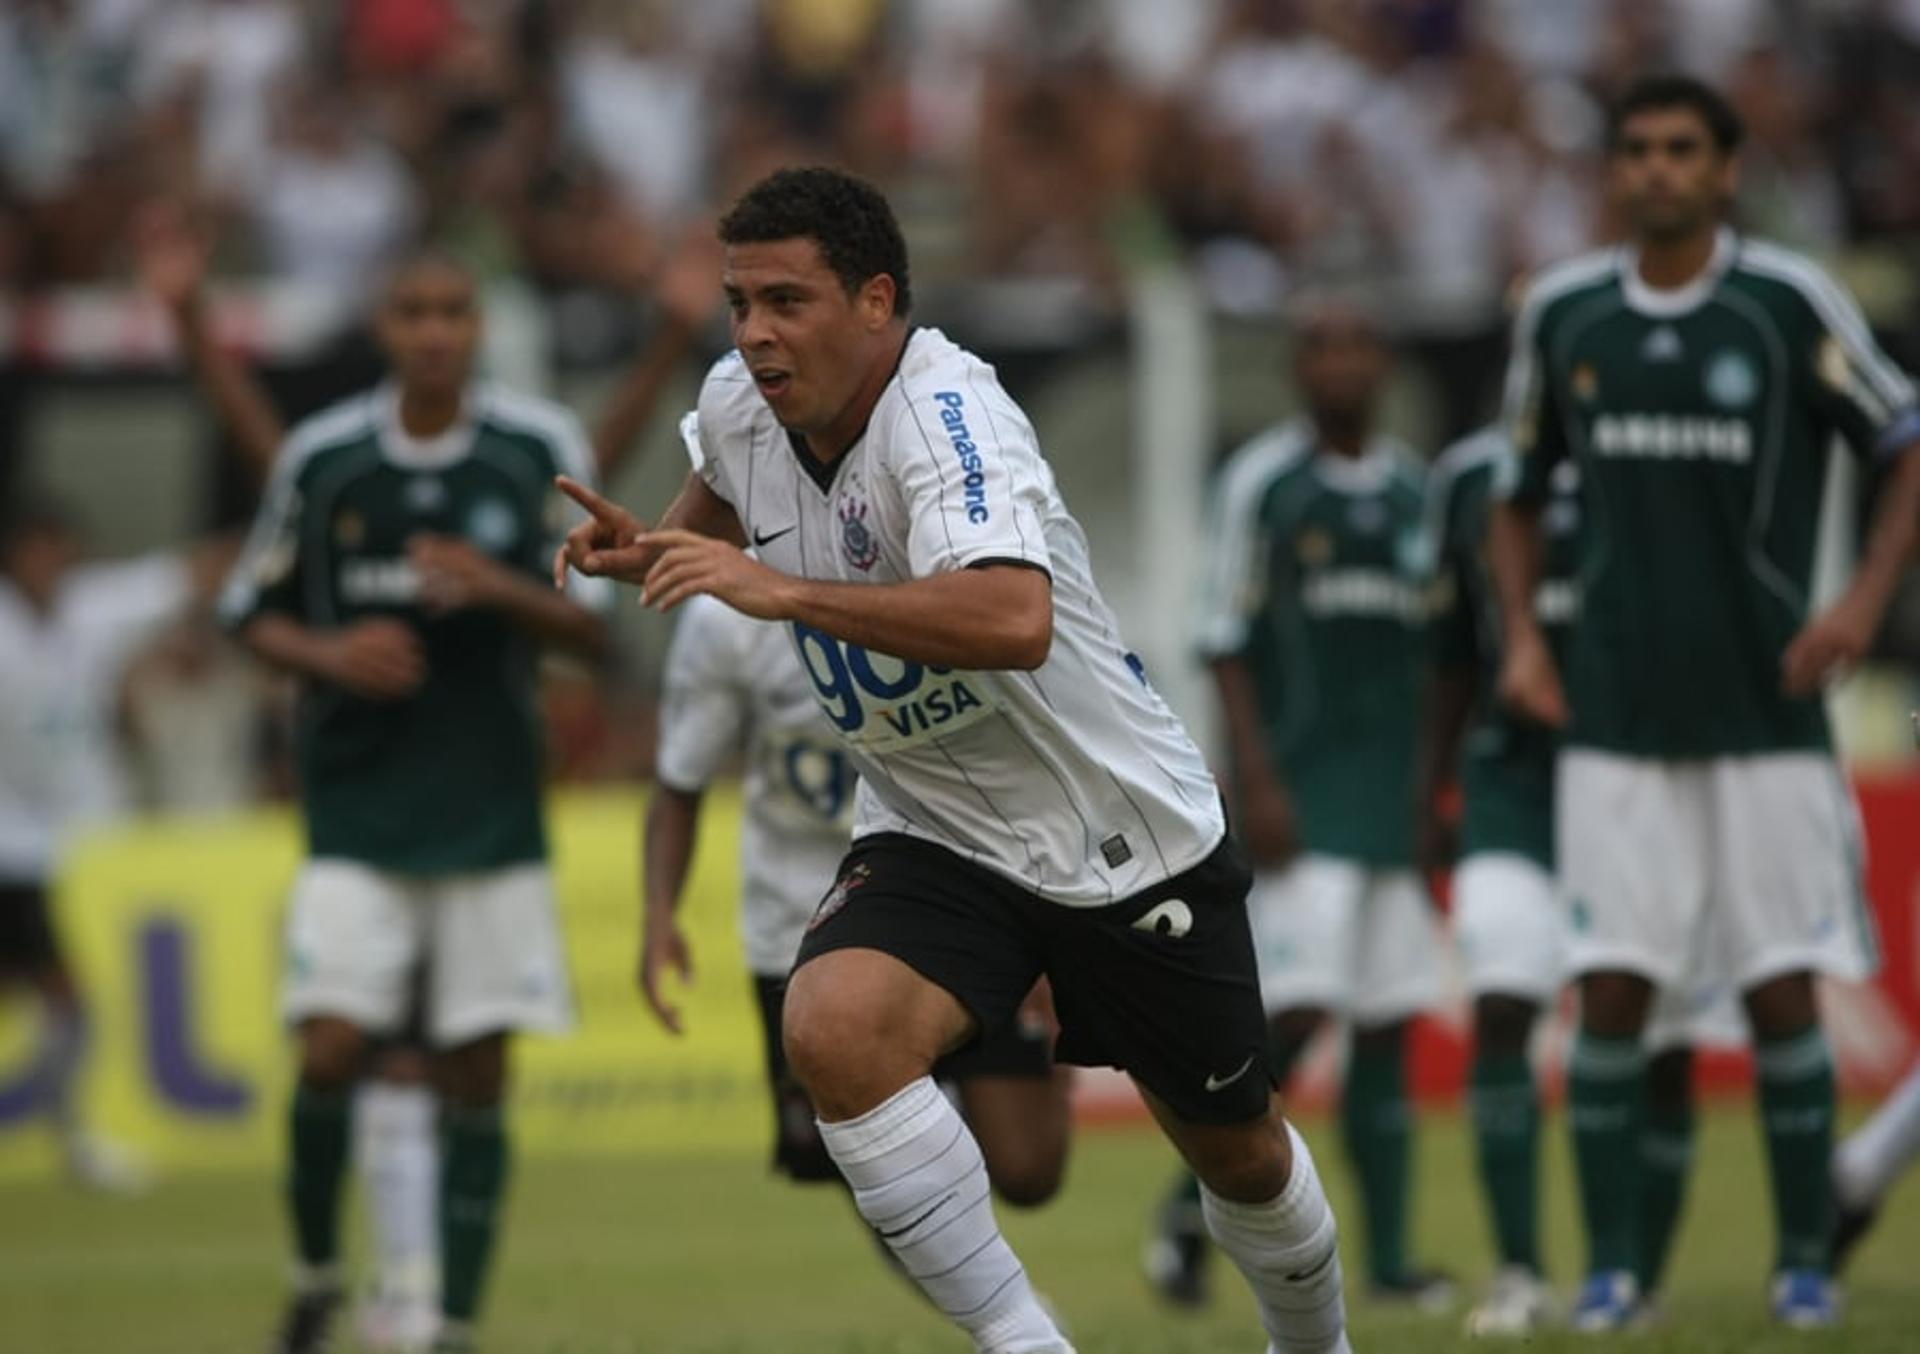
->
<box><xmin>1619</xmin><ymin>226</ymin><xmax>1737</xmax><ymax>318</ymax></box>
<box><xmin>376</xmin><ymin>382</ymin><xmax>478</xmax><ymax>468</ymax></box>
<box><xmin>1306</xmin><ymin>429</ymin><xmax>1405</xmax><ymax>495</ymax></box>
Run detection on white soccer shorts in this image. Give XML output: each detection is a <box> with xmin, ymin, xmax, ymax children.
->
<box><xmin>1247</xmin><ymin>855</ymin><xmax>1447</xmax><ymax>1024</ymax></box>
<box><xmin>1558</xmin><ymin>749</ymin><xmax>1877</xmax><ymax>992</ymax></box>
<box><xmin>282</xmin><ymin>858</ymin><xmax>575</xmax><ymax>1046</ymax></box>
<box><xmin>1454</xmin><ymin>852</ymin><xmax>1565</xmax><ymax>1002</ymax></box>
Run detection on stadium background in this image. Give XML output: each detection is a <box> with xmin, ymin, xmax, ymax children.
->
<box><xmin>5</xmin><ymin>0</ymin><xmax>1920</xmax><ymax>1349</ymax></box>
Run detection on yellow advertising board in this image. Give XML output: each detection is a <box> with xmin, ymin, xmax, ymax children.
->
<box><xmin>0</xmin><ymin>788</ymin><xmax>773</xmax><ymax>1178</ymax></box>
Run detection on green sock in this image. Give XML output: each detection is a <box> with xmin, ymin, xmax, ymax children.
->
<box><xmin>1342</xmin><ymin>1027</ymin><xmax>1411</xmax><ymax>1285</ymax></box>
<box><xmin>1568</xmin><ymin>1033</ymin><xmax>1646</xmax><ymax>1277</ymax></box>
<box><xmin>1636</xmin><ymin>1095</ymin><xmax>1695</xmax><ymax>1294</ymax></box>
<box><xmin>1756</xmin><ymin>1028</ymin><xmax>1836</xmax><ymax>1274</ymax></box>
<box><xmin>1471</xmin><ymin>1051</ymin><xmax>1540</xmax><ymax>1273</ymax></box>
<box><xmin>286</xmin><ymin>1084</ymin><xmax>353</xmax><ymax>1271</ymax></box>
<box><xmin>441</xmin><ymin>1104</ymin><xmax>512</xmax><ymax>1323</ymax></box>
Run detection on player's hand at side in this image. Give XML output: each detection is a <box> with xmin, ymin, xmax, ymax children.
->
<box><xmin>1781</xmin><ymin>595</ymin><xmax>1876</xmax><ymax>696</ymax></box>
<box><xmin>1417</xmin><ymin>795</ymin><xmax>1458</xmax><ymax>880</ymax></box>
<box><xmin>1498</xmin><ymin>625</ymin><xmax>1570</xmax><ymax>729</ymax></box>
<box><xmin>133</xmin><ymin>201</ymin><xmax>209</xmax><ymax>312</ymax></box>
<box><xmin>411</xmin><ymin>533</ymin><xmax>510</xmax><ymax>614</ymax></box>
<box><xmin>1238</xmin><ymin>774</ymin><xmax>1299</xmax><ymax>868</ymax></box>
<box><xmin>552</xmin><ymin>476</ymin><xmax>647</xmax><ymax>586</ymax></box>
<box><xmin>639</xmin><ymin>912</ymin><xmax>695</xmax><ymax>1035</ymax></box>
<box><xmin>320</xmin><ymin>618</ymin><xmax>425</xmax><ymax>700</ymax></box>
<box><xmin>638</xmin><ymin>529</ymin><xmax>796</xmax><ymax>618</ymax></box>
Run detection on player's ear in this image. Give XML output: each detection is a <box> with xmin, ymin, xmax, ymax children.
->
<box><xmin>859</xmin><ymin>273</ymin><xmax>897</xmax><ymax>331</ymax></box>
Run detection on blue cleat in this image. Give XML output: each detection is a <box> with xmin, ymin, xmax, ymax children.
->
<box><xmin>1770</xmin><ymin>1270</ymin><xmax>1840</xmax><ymax>1329</ymax></box>
<box><xmin>1569</xmin><ymin>1270</ymin><xmax>1640</xmax><ymax>1332</ymax></box>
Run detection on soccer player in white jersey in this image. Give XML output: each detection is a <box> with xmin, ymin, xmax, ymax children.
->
<box><xmin>643</xmin><ymin>592</ymin><xmax>1070</xmax><ymax>1210</ymax></box>
<box><xmin>0</xmin><ymin>498</ymin><xmax>228</xmax><ymax>1190</ymax></box>
<box><xmin>1493</xmin><ymin>76</ymin><xmax>1920</xmax><ymax>1328</ymax></box>
<box><xmin>556</xmin><ymin>168</ymin><xmax>1351</xmax><ymax>1354</ymax></box>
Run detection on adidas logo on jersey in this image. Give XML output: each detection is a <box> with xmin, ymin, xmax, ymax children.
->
<box><xmin>1641</xmin><ymin>326</ymin><xmax>1684</xmax><ymax>363</ymax></box>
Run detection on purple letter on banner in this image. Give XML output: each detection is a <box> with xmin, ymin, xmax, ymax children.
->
<box><xmin>143</xmin><ymin>918</ymin><xmax>251</xmax><ymax>1115</ymax></box>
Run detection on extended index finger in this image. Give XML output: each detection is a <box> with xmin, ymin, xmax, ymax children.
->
<box><xmin>555</xmin><ymin>475</ymin><xmax>623</xmax><ymax>523</ymax></box>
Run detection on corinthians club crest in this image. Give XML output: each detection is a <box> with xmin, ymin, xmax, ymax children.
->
<box><xmin>839</xmin><ymin>495</ymin><xmax>879</xmax><ymax>571</ymax></box>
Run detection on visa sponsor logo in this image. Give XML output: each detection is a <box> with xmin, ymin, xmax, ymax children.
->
<box><xmin>1590</xmin><ymin>414</ymin><xmax>1752</xmax><ymax>464</ymax></box>
<box><xmin>933</xmin><ymin>391</ymin><xmax>991</xmax><ymax>524</ymax></box>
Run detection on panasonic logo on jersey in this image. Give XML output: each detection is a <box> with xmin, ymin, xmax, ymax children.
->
<box><xmin>933</xmin><ymin>391</ymin><xmax>991</xmax><ymax>523</ymax></box>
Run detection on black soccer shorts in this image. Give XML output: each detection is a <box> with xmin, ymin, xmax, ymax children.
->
<box><xmin>792</xmin><ymin>831</ymin><xmax>1274</xmax><ymax>1126</ymax></box>
<box><xmin>0</xmin><ymin>882</ymin><xmax>64</xmax><ymax>978</ymax></box>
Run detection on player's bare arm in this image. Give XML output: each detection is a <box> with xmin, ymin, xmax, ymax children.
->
<box><xmin>1210</xmin><ymin>655</ymin><xmax>1297</xmax><ymax>866</ymax></box>
<box><xmin>409</xmin><ymin>533</ymin><xmax>606</xmax><ymax>659</ymax></box>
<box><xmin>136</xmin><ymin>202</ymin><xmax>288</xmax><ymax>479</ymax></box>
<box><xmin>1417</xmin><ymin>663</ymin><xmax>1476</xmax><ymax>875</ymax></box>
<box><xmin>1781</xmin><ymin>441</ymin><xmax>1920</xmax><ymax>695</ymax></box>
<box><xmin>239</xmin><ymin>614</ymin><xmax>426</xmax><ymax>702</ymax></box>
<box><xmin>1488</xmin><ymin>499</ymin><xmax>1568</xmax><ymax>728</ymax></box>
<box><xmin>639</xmin><ymin>785</ymin><xmax>702</xmax><ymax>1035</ymax></box>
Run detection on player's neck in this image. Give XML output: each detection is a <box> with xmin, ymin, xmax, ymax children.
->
<box><xmin>1314</xmin><ymin>416</ymin><xmax>1369</xmax><ymax>459</ymax></box>
<box><xmin>803</xmin><ymin>326</ymin><xmax>911</xmax><ymax>464</ymax></box>
<box><xmin>1634</xmin><ymin>225</ymin><xmax>1721</xmax><ymax>293</ymax></box>
<box><xmin>396</xmin><ymin>386</ymin><xmax>465</xmax><ymax>439</ymax></box>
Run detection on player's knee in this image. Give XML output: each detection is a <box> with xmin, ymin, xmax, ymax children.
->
<box><xmin>991</xmin><ymin>1155</ymin><xmax>1064</xmax><ymax>1210</ymax></box>
<box><xmin>1185</xmin><ymin>1109</ymin><xmax>1292</xmax><ymax>1204</ymax></box>
<box><xmin>434</xmin><ymin>1034</ymin><xmax>508</xmax><ymax>1109</ymax></box>
<box><xmin>1474</xmin><ymin>994</ymin><xmax>1538</xmax><ymax>1060</ymax></box>
<box><xmin>781</xmin><ymin>986</ymin><xmax>888</xmax><ymax>1103</ymax></box>
<box><xmin>1743</xmin><ymin>970</ymin><xmax>1818</xmax><ymax>1040</ymax></box>
<box><xmin>297</xmin><ymin>1018</ymin><xmax>368</xmax><ymax>1091</ymax></box>
<box><xmin>1580</xmin><ymin>970</ymin><xmax>1655</xmax><ymax>1038</ymax></box>
<box><xmin>1351</xmin><ymin>1018</ymin><xmax>1407</xmax><ymax>1059</ymax></box>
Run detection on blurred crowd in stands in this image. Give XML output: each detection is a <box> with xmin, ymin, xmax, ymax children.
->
<box><xmin>6</xmin><ymin>0</ymin><xmax>1920</xmax><ymax>813</ymax></box>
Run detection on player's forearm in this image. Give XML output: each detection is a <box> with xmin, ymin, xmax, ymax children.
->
<box><xmin>172</xmin><ymin>292</ymin><xmax>286</xmax><ymax>481</ymax></box>
<box><xmin>1841</xmin><ymin>445</ymin><xmax>1920</xmax><ymax>624</ymax></box>
<box><xmin>239</xmin><ymin>614</ymin><xmax>337</xmax><ymax>682</ymax></box>
<box><xmin>1419</xmin><ymin>666</ymin><xmax>1476</xmax><ymax>807</ymax></box>
<box><xmin>1488</xmin><ymin>501</ymin><xmax>1548</xmax><ymax>647</ymax></box>
<box><xmin>778</xmin><ymin>566</ymin><xmax>1053</xmax><ymax>671</ymax></box>
<box><xmin>489</xmin><ymin>572</ymin><xmax>608</xmax><ymax>659</ymax></box>
<box><xmin>592</xmin><ymin>315</ymin><xmax>700</xmax><ymax>477</ymax></box>
<box><xmin>643</xmin><ymin>786</ymin><xmax>703</xmax><ymax>922</ymax></box>
<box><xmin>1211</xmin><ymin>657</ymin><xmax>1284</xmax><ymax>798</ymax></box>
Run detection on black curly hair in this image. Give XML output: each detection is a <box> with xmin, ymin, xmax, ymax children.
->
<box><xmin>718</xmin><ymin>167</ymin><xmax>913</xmax><ymax>317</ymax></box>
<box><xmin>1606</xmin><ymin>74</ymin><xmax>1744</xmax><ymax>156</ymax></box>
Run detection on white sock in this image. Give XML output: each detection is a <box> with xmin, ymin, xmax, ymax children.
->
<box><xmin>355</xmin><ymin>1080</ymin><xmax>441</xmax><ymax>1304</ymax></box>
<box><xmin>1836</xmin><ymin>1062</ymin><xmax>1920</xmax><ymax>1208</ymax></box>
<box><xmin>817</xmin><ymin>1077</ymin><xmax>1070</xmax><ymax>1353</ymax></box>
<box><xmin>1202</xmin><ymin>1122</ymin><xmax>1351</xmax><ymax>1354</ymax></box>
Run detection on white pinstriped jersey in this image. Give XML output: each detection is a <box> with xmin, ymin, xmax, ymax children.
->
<box><xmin>655</xmin><ymin>594</ymin><xmax>854</xmax><ymax>974</ymax></box>
<box><xmin>686</xmin><ymin>327</ymin><xmax>1224</xmax><ymax>905</ymax></box>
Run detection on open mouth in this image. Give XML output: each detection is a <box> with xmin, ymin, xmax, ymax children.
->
<box><xmin>751</xmin><ymin>368</ymin><xmax>792</xmax><ymax>400</ymax></box>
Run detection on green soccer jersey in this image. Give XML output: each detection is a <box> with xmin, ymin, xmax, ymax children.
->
<box><xmin>1199</xmin><ymin>420</ymin><xmax>1431</xmax><ymax>868</ymax></box>
<box><xmin>220</xmin><ymin>383</ymin><xmax>608</xmax><ymax>874</ymax></box>
<box><xmin>1502</xmin><ymin>230</ymin><xmax>1920</xmax><ymax>758</ymax></box>
<box><xmin>1430</xmin><ymin>427</ymin><xmax>1581</xmax><ymax>868</ymax></box>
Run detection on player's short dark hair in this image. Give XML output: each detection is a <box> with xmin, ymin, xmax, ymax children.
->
<box><xmin>382</xmin><ymin>246</ymin><xmax>478</xmax><ymax>302</ymax></box>
<box><xmin>1606</xmin><ymin>74</ymin><xmax>1744</xmax><ymax>155</ymax></box>
<box><xmin>719</xmin><ymin>167</ymin><xmax>913</xmax><ymax>317</ymax></box>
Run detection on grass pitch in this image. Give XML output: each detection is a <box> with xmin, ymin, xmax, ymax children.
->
<box><xmin>3</xmin><ymin>1107</ymin><xmax>1917</xmax><ymax>1353</ymax></box>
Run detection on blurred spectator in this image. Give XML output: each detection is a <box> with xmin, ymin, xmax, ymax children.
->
<box><xmin>1726</xmin><ymin>44</ymin><xmax>1844</xmax><ymax>252</ymax></box>
<box><xmin>135</xmin><ymin>0</ymin><xmax>305</xmax><ymax>195</ymax></box>
<box><xmin>120</xmin><ymin>614</ymin><xmax>271</xmax><ymax>815</ymax></box>
<box><xmin>561</xmin><ymin>1</ymin><xmax>709</xmax><ymax>228</ymax></box>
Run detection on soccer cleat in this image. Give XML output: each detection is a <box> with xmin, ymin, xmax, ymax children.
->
<box><xmin>64</xmin><ymin>1134</ymin><xmax>151</xmax><ymax>1194</ymax></box>
<box><xmin>1569</xmin><ymin>1270</ymin><xmax>1640</xmax><ymax>1332</ymax></box>
<box><xmin>1770</xmin><ymin>1270</ymin><xmax>1840</xmax><ymax>1329</ymax></box>
<box><xmin>1463</xmin><ymin>1265</ymin><xmax>1551</xmax><ymax>1336</ymax></box>
<box><xmin>1141</xmin><ymin>1196</ymin><xmax>1210</xmax><ymax>1308</ymax></box>
<box><xmin>1369</xmin><ymin>1268</ymin><xmax>1458</xmax><ymax>1314</ymax></box>
<box><xmin>270</xmin><ymin>1286</ymin><xmax>344</xmax><ymax>1354</ymax></box>
<box><xmin>358</xmin><ymin>1290</ymin><xmax>440</xmax><ymax>1353</ymax></box>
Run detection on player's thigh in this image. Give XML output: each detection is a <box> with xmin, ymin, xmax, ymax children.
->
<box><xmin>283</xmin><ymin>859</ymin><xmax>422</xmax><ymax>1034</ymax></box>
<box><xmin>1454</xmin><ymin>852</ymin><xmax>1565</xmax><ymax>1004</ymax></box>
<box><xmin>1558</xmin><ymin>750</ymin><xmax>1704</xmax><ymax>987</ymax></box>
<box><xmin>1709</xmin><ymin>753</ymin><xmax>1878</xmax><ymax>988</ymax></box>
<box><xmin>1351</xmin><ymin>869</ymin><xmax>1449</xmax><ymax>1025</ymax></box>
<box><xmin>786</xmin><ymin>835</ymin><xmax>1045</xmax><ymax>1079</ymax></box>
<box><xmin>1043</xmin><ymin>836</ymin><xmax>1272</xmax><ymax>1129</ymax></box>
<box><xmin>1246</xmin><ymin>855</ymin><xmax>1366</xmax><ymax>1015</ymax></box>
<box><xmin>954</xmin><ymin>1068</ymin><xmax>1072</xmax><ymax>1208</ymax></box>
<box><xmin>427</xmin><ymin>864</ymin><xmax>575</xmax><ymax>1049</ymax></box>
<box><xmin>750</xmin><ymin>973</ymin><xmax>838</xmax><ymax>1183</ymax></box>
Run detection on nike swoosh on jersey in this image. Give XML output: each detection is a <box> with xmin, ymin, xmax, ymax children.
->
<box><xmin>1204</xmin><ymin>1056</ymin><xmax>1257</xmax><ymax>1093</ymax></box>
<box><xmin>753</xmin><ymin>524</ymin><xmax>796</xmax><ymax>547</ymax></box>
